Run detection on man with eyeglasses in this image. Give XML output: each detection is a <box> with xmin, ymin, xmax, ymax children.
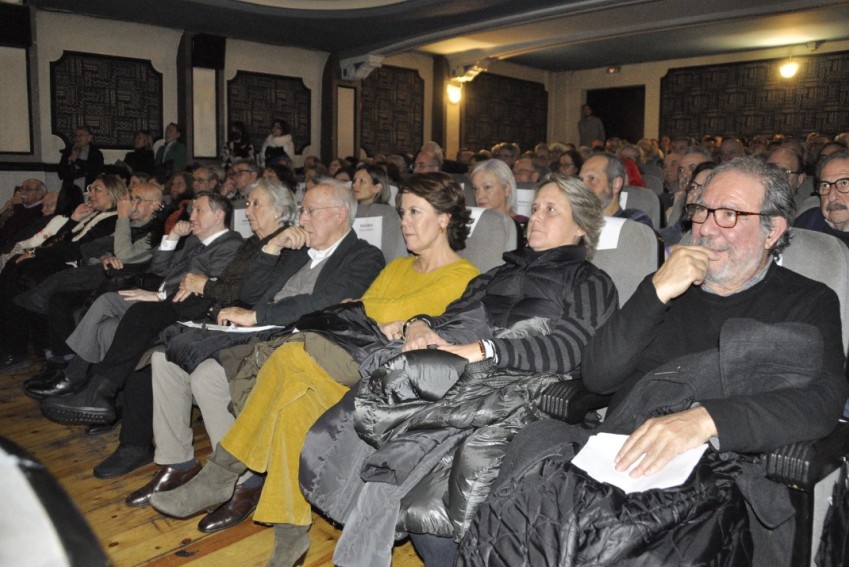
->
<box><xmin>192</xmin><ymin>165</ymin><xmax>223</xmax><ymax>195</ymax></box>
<box><xmin>468</xmin><ymin>157</ymin><xmax>847</xmax><ymax>563</ymax></box>
<box><xmin>23</xmin><ymin>183</ymin><xmax>166</xmax><ymax>398</ymax></box>
<box><xmin>794</xmin><ymin>148</ymin><xmax>849</xmax><ymax>248</ymax></box>
<box><xmin>768</xmin><ymin>147</ymin><xmax>810</xmax><ymax>212</ymax></box>
<box><xmin>583</xmin><ymin>156</ymin><xmax>845</xmax><ymax>478</ymax></box>
<box><xmin>226</xmin><ymin>159</ymin><xmax>260</xmax><ymax>200</ymax></box>
<box><xmin>512</xmin><ymin>157</ymin><xmax>542</xmax><ymax>184</ymax></box>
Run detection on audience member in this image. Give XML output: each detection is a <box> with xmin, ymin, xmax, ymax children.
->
<box><xmin>718</xmin><ymin>137</ymin><xmax>746</xmax><ymax>163</ymax></box>
<box><xmin>458</xmin><ymin>157</ymin><xmax>846</xmax><ymax>565</ymax></box>
<box><xmin>120</xmin><ymin>130</ymin><xmax>156</xmax><ymax>175</ymax></box>
<box><xmin>580</xmin><ymin>153</ymin><xmax>653</xmax><ymax>228</ymax></box>
<box><xmin>0</xmin><ymin>179</ymin><xmax>46</xmax><ymax>247</ymax></box>
<box><xmin>492</xmin><ymin>142</ymin><xmax>520</xmax><ymax>168</ymax></box>
<box><xmin>470</xmin><ymin>159</ymin><xmax>526</xmax><ymax>248</ymax></box>
<box><xmin>351</xmin><ymin>164</ymin><xmax>391</xmax><ymax>212</ymax></box>
<box><xmin>227</xmin><ymin>159</ymin><xmax>261</xmax><ymax>200</ymax></box>
<box><xmin>221</xmin><ymin>121</ymin><xmax>255</xmax><ymax>168</ymax></box>
<box><xmin>38</xmin><ymin>191</ymin><xmax>243</xmax><ymax>424</ymax></box>
<box><xmin>768</xmin><ymin>147</ymin><xmax>809</xmax><ymax>212</ymax></box>
<box><xmin>512</xmin><ymin>156</ymin><xmax>541</xmax><ymax>184</ymax></box>
<box><xmin>58</xmin><ymin>126</ymin><xmax>104</xmax><ymax>187</ymax></box>
<box><xmin>794</xmin><ymin>148</ymin><xmax>849</xmax><ymax>247</ymax></box>
<box><xmin>556</xmin><ymin>149</ymin><xmax>583</xmax><ymax>177</ymax></box>
<box><xmin>155</xmin><ymin>123</ymin><xmax>188</xmax><ymax>181</ymax></box>
<box><xmin>259</xmin><ymin>119</ymin><xmax>295</xmax><ymax>168</ymax></box>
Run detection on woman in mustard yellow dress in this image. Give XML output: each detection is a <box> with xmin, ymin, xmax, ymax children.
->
<box><xmin>151</xmin><ymin>173</ymin><xmax>480</xmax><ymax>566</ymax></box>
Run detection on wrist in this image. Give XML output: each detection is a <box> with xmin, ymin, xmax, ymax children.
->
<box><xmin>403</xmin><ymin>315</ymin><xmax>432</xmax><ymax>338</ymax></box>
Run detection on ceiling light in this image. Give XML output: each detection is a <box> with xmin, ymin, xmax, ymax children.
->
<box><xmin>606</xmin><ymin>66</ymin><xmax>620</xmax><ymax>74</ymax></box>
<box><xmin>446</xmin><ymin>81</ymin><xmax>462</xmax><ymax>104</ymax></box>
<box><xmin>779</xmin><ymin>60</ymin><xmax>799</xmax><ymax>78</ymax></box>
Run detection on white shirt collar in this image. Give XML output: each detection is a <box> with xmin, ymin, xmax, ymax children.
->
<box><xmin>307</xmin><ymin>229</ymin><xmax>349</xmax><ymax>268</ymax></box>
<box><xmin>202</xmin><ymin>229</ymin><xmax>230</xmax><ymax>246</ymax></box>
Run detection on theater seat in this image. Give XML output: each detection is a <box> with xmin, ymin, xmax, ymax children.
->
<box><xmin>353</xmin><ymin>203</ymin><xmax>407</xmax><ymax>263</ymax></box>
<box><xmin>621</xmin><ymin>185</ymin><xmax>661</xmax><ymax>229</ymax></box>
<box><xmin>459</xmin><ymin>208</ymin><xmax>516</xmax><ymax>272</ymax></box>
<box><xmin>590</xmin><ymin>216</ymin><xmax>659</xmax><ymax>304</ymax></box>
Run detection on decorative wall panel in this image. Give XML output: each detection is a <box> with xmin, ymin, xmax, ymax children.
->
<box><xmin>51</xmin><ymin>51</ymin><xmax>163</xmax><ymax>149</ymax></box>
<box><xmin>360</xmin><ymin>65</ymin><xmax>424</xmax><ymax>157</ymax></box>
<box><xmin>462</xmin><ymin>73</ymin><xmax>548</xmax><ymax>153</ymax></box>
<box><xmin>227</xmin><ymin>71</ymin><xmax>311</xmax><ymax>156</ymax></box>
<box><xmin>660</xmin><ymin>51</ymin><xmax>849</xmax><ymax>139</ymax></box>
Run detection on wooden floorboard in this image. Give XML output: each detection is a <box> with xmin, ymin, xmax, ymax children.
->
<box><xmin>1</xmin><ymin>362</ymin><xmax>424</xmax><ymax>566</ymax></box>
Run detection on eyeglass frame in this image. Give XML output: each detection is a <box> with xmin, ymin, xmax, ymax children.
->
<box><xmin>85</xmin><ymin>183</ymin><xmax>107</xmax><ymax>193</ymax></box>
<box><xmin>298</xmin><ymin>205</ymin><xmax>342</xmax><ymax>217</ymax></box>
<box><xmin>685</xmin><ymin>203</ymin><xmax>766</xmax><ymax>229</ymax></box>
<box><xmin>228</xmin><ymin>168</ymin><xmax>252</xmax><ymax>178</ymax></box>
<box><xmin>817</xmin><ymin>177</ymin><xmax>849</xmax><ymax>196</ymax></box>
<box><xmin>130</xmin><ymin>195</ymin><xmax>162</xmax><ymax>204</ymax></box>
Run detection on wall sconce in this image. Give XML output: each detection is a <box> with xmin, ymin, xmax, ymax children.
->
<box><xmin>606</xmin><ymin>66</ymin><xmax>621</xmax><ymax>74</ymax></box>
<box><xmin>779</xmin><ymin>59</ymin><xmax>799</xmax><ymax>78</ymax></box>
<box><xmin>447</xmin><ymin>81</ymin><xmax>462</xmax><ymax>104</ymax></box>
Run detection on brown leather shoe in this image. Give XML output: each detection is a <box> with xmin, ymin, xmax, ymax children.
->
<box><xmin>197</xmin><ymin>481</ymin><xmax>263</xmax><ymax>533</ymax></box>
<box><xmin>125</xmin><ymin>462</ymin><xmax>202</xmax><ymax>507</ymax></box>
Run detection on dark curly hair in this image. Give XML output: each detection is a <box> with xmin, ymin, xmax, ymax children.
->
<box><xmin>396</xmin><ymin>172</ymin><xmax>471</xmax><ymax>251</ymax></box>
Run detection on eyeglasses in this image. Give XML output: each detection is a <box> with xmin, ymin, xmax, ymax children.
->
<box><xmin>228</xmin><ymin>169</ymin><xmax>251</xmax><ymax>177</ymax></box>
<box><xmin>781</xmin><ymin>169</ymin><xmax>803</xmax><ymax>176</ymax></box>
<box><xmin>686</xmin><ymin>204</ymin><xmax>765</xmax><ymax>228</ymax></box>
<box><xmin>86</xmin><ymin>184</ymin><xmax>107</xmax><ymax>193</ymax></box>
<box><xmin>193</xmin><ymin>177</ymin><xmax>211</xmax><ymax>183</ymax></box>
<box><xmin>131</xmin><ymin>196</ymin><xmax>160</xmax><ymax>204</ymax></box>
<box><xmin>298</xmin><ymin>205</ymin><xmax>341</xmax><ymax>217</ymax></box>
<box><xmin>817</xmin><ymin>177</ymin><xmax>849</xmax><ymax>196</ymax></box>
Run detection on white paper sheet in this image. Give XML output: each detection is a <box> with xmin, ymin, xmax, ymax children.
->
<box><xmin>571</xmin><ymin>432</ymin><xmax>707</xmax><ymax>494</ymax></box>
<box><xmin>353</xmin><ymin>216</ymin><xmax>384</xmax><ymax>250</ymax></box>
<box><xmin>178</xmin><ymin>321</ymin><xmax>283</xmax><ymax>333</ymax></box>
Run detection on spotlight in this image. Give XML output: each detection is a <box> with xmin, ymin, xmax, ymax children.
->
<box><xmin>447</xmin><ymin>81</ymin><xmax>462</xmax><ymax>104</ymax></box>
<box><xmin>779</xmin><ymin>60</ymin><xmax>799</xmax><ymax>78</ymax></box>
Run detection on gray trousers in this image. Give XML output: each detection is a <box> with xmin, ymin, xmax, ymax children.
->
<box><xmin>151</xmin><ymin>351</ymin><xmax>235</xmax><ymax>465</ymax></box>
<box><xmin>65</xmin><ymin>291</ymin><xmax>130</xmax><ymax>363</ymax></box>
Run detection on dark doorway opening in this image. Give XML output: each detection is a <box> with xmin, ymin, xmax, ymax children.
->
<box><xmin>586</xmin><ymin>86</ymin><xmax>645</xmax><ymax>143</ymax></box>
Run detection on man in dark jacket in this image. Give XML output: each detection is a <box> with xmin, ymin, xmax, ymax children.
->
<box><xmin>39</xmin><ymin>191</ymin><xmax>242</xmax><ymax>424</ymax></box>
<box><xmin>0</xmin><ymin>179</ymin><xmax>46</xmax><ymax>248</ymax></box>
<box><xmin>57</xmin><ymin>126</ymin><xmax>104</xmax><ymax>187</ymax></box>
<box><xmin>457</xmin><ymin>157</ymin><xmax>847</xmax><ymax>566</ymax></box>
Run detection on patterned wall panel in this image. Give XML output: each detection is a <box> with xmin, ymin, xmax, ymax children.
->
<box><xmin>462</xmin><ymin>73</ymin><xmax>548</xmax><ymax>153</ymax></box>
<box><xmin>660</xmin><ymin>51</ymin><xmax>849</xmax><ymax>139</ymax></box>
<box><xmin>51</xmin><ymin>51</ymin><xmax>163</xmax><ymax>149</ymax></box>
<box><xmin>227</xmin><ymin>71</ymin><xmax>311</xmax><ymax>155</ymax></box>
<box><xmin>360</xmin><ymin>66</ymin><xmax>424</xmax><ymax>156</ymax></box>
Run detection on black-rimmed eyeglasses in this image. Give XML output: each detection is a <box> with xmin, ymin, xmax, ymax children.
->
<box><xmin>686</xmin><ymin>203</ymin><xmax>765</xmax><ymax>229</ymax></box>
<box><xmin>818</xmin><ymin>177</ymin><xmax>849</xmax><ymax>196</ymax></box>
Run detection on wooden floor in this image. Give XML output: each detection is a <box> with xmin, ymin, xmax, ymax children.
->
<box><xmin>1</xmin><ymin>361</ymin><xmax>424</xmax><ymax>567</ymax></box>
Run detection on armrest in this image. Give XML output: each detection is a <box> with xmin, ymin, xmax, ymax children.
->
<box><xmin>537</xmin><ymin>379</ymin><xmax>612</xmax><ymax>424</ymax></box>
<box><xmin>765</xmin><ymin>421</ymin><xmax>849</xmax><ymax>491</ymax></box>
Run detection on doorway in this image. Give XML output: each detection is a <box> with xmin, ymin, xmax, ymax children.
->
<box><xmin>586</xmin><ymin>86</ymin><xmax>645</xmax><ymax>143</ymax></box>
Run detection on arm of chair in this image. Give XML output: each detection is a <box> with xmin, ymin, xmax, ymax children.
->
<box><xmin>765</xmin><ymin>421</ymin><xmax>849</xmax><ymax>491</ymax></box>
<box><xmin>537</xmin><ymin>379</ymin><xmax>613</xmax><ymax>424</ymax></box>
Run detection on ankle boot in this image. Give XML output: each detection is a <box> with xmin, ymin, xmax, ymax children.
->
<box><xmin>149</xmin><ymin>445</ymin><xmax>246</xmax><ymax>518</ymax></box>
<box><xmin>267</xmin><ymin>524</ymin><xmax>310</xmax><ymax>567</ymax></box>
